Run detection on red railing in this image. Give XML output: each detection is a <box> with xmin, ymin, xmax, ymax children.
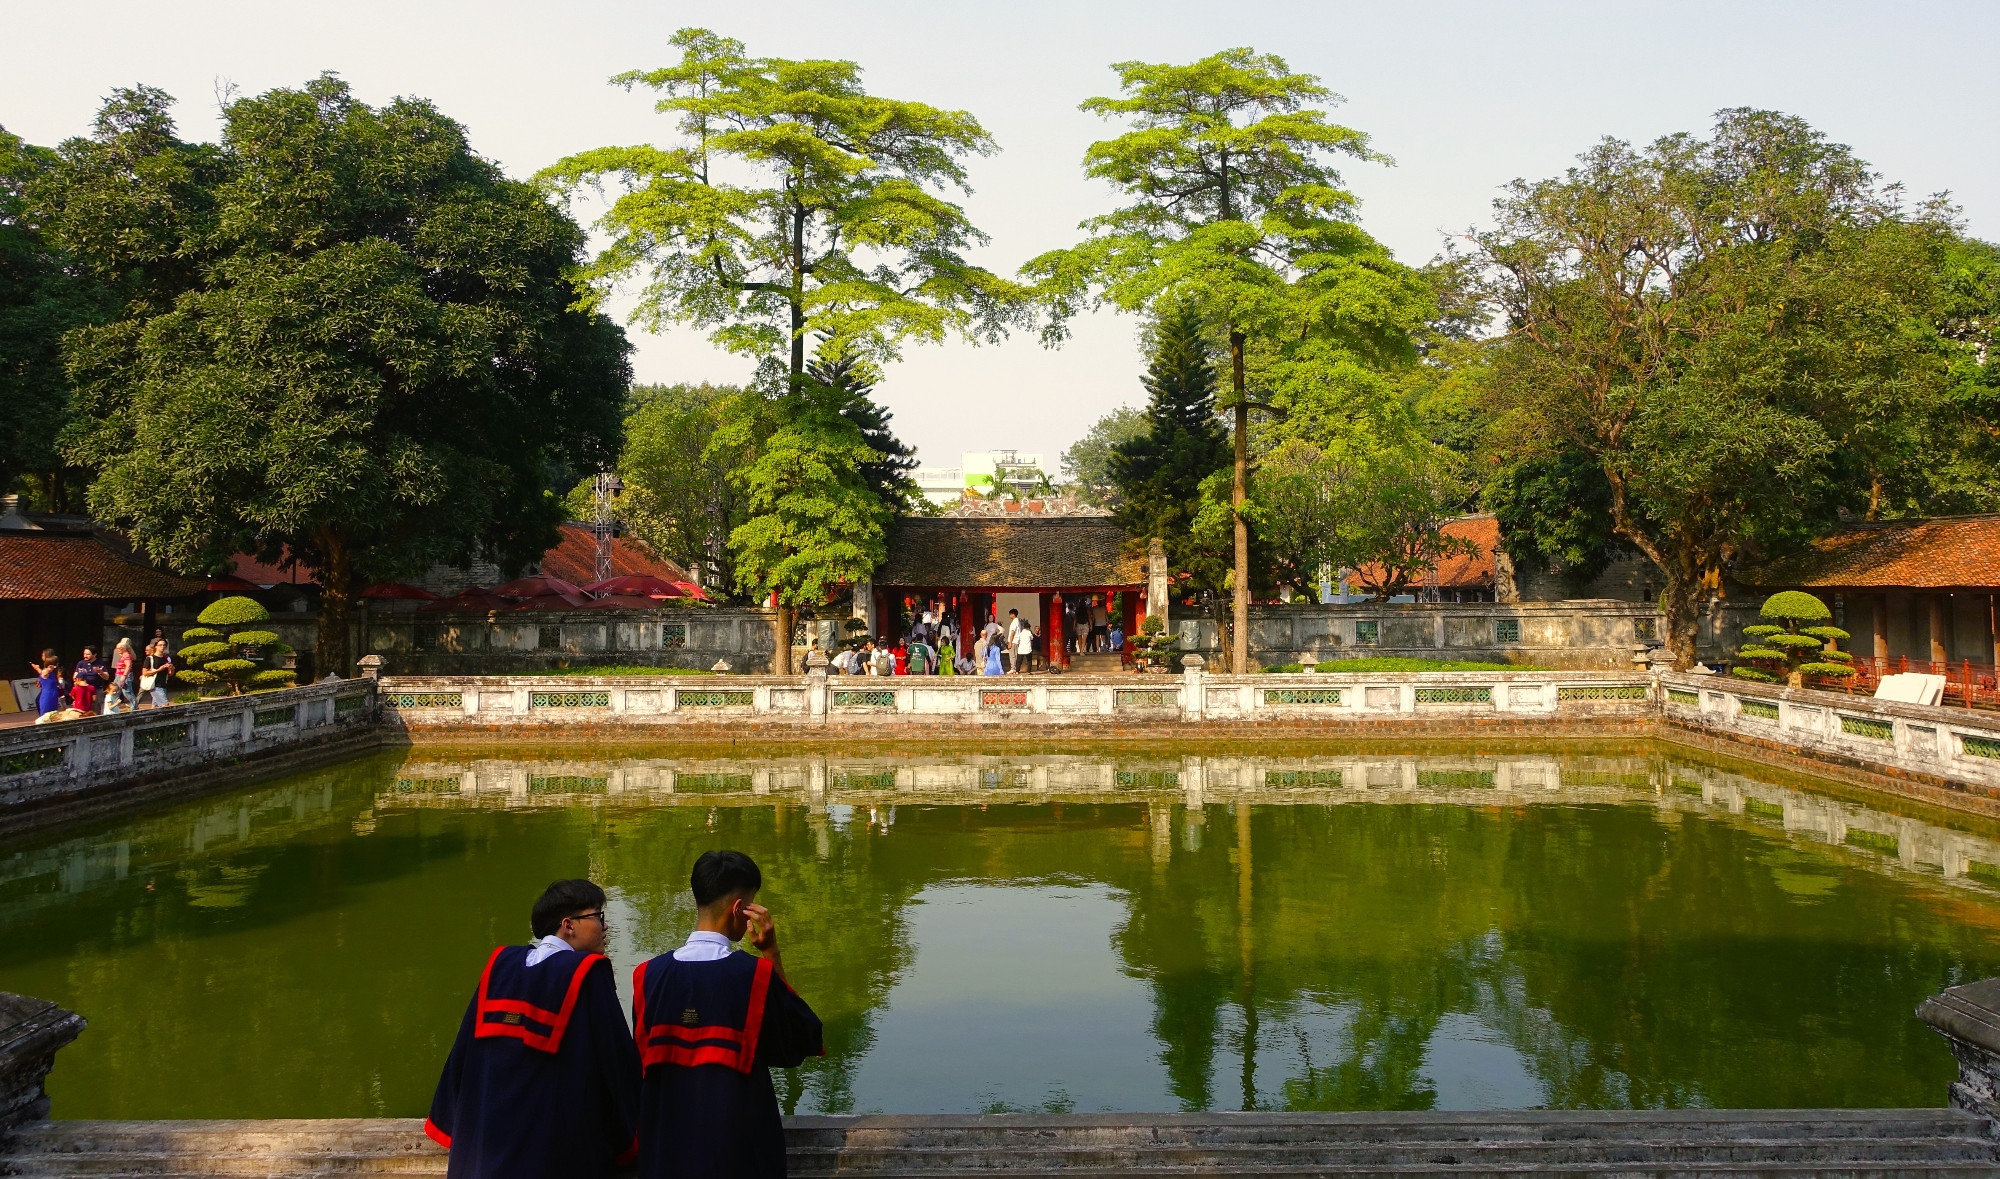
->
<box><xmin>1836</xmin><ymin>656</ymin><xmax>2000</xmax><ymax>711</ymax></box>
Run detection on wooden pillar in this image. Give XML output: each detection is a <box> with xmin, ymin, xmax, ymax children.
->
<box><xmin>1872</xmin><ymin>594</ymin><xmax>1890</xmax><ymax>663</ymax></box>
<box><xmin>1041</xmin><ymin>593</ymin><xmax>1057</xmax><ymax>669</ymax></box>
<box><xmin>1049</xmin><ymin>593</ymin><xmax>1066</xmax><ymax>667</ymax></box>
<box><xmin>958</xmin><ymin>594</ymin><xmax>976</xmax><ymax>654</ymax></box>
<box><xmin>1122</xmin><ymin>588</ymin><xmax>1138</xmax><ymax>643</ymax></box>
<box><xmin>1931</xmin><ymin>594</ymin><xmax>1949</xmax><ymax>667</ymax></box>
<box><xmin>1990</xmin><ymin>594</ymin><xmax>1999</xmax><ymax>669</ymax></box>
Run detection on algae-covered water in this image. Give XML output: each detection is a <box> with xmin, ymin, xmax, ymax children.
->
<box><xmin>4</xmin><ymin>741</ymin><xmax>1999</xmax><ymax>1119</ymax></box>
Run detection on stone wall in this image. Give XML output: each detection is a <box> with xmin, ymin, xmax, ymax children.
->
<box><xmin>0</xmin><ymin>679</ymin><xmax>378</xmax><ymax>828</ymax></box>
<box><xmin>1173</xmin><ymin>601</ymin><xmax>1666</xmax><ymax>670</ymax></box>
<box><xmin>354</xmin><ymin>606</ymin><xmax>779</xmax><ymax>676</ymax></box>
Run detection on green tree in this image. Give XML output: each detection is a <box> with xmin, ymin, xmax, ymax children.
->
<box><xmin>174</xmin><ymin>595</ymin><xmax>296</xmax><ymax>695</ymax></box>
<box><xmin>52</xmin><ymin>78</ymin><xmax>628</xmax><ymax>678</ymax></box>
<box><xmin>1477</xmin><ymin>109</ymin><xmax>1957</xmax><ymax>666</ymax></box>
<box><xmin>543</xmin><ymin>28</ymin><xmax>1029</xmax><ymax>669</ymax></box>
<box><xmin>715</xmin><ymin>379</ymin><xmax>890</xmax><ymax>639</ymax></box>
<box><xmin>807</xmin><ymin>348</ymin><xmax>919</xmax><ymax>513</ymax></box>
<box><xmin>1027</xmin><ymin>48</ymin><xmax>1427</xmax><ymax>672</ymax></box>
<box><xmin>1112</xmin><ymin>304</ymin><xmax>1234</xmax><ymax>645</ymax></box>
<box><xmin>608</xmin><ymin>383</ymin><xmax>753</xmax><ymax>597</ymax></box>
<box><xmin>1060</xmin><ymin>406</ymin><xmax>1148</xmax><ymax>507</ymax></box>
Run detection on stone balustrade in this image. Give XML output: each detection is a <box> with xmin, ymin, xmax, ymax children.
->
<box><xmin>370</xmin><ymin>663</ymin><xmax>1656</xmax><ymax>730</ymax></box>
<box><xmin>0</xmin><ymin>679</ymin><xmax>378</xmax><ymax>824</ymax></box>
<box><xmin>1659</xmin><ymin>670</ymin><xmax>2000</xmax><ymax>798</ymax></box>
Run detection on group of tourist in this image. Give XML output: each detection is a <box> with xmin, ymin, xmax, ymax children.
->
<box><xmin>29</xmin><ymin>636</ymin><xmax>175</xmax><ymax>722</ymax></box>
<box><xmin>427</xmin><ymin>851</ymin><xmax>817</xmax><ymax>1179</ymax></box>
<box><xmin>827</xmin><ymin>607</ymin><xmax>1052</xmax><ymax>676</ymax></box>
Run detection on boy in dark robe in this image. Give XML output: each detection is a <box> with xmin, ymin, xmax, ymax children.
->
<box><xmin>632</xmin><ymin>850</ymin><xmax>823</xmax><ymax>1179</ymax></box>
<box><xmin>427</xmin><ymin>878</ymin><xmax>641</xmax><ymax>1179</ymax></box>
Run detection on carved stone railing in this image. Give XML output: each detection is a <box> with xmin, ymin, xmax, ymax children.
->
<box><xmin>0</xmin><ymin>993</ymin><xmax>84</xmax><ymax>1129</ymax></box>
<box><xmin>1920</xmin><ymin>978</ymin><xmax>2000</xmax><ymax>1119</ymax></box>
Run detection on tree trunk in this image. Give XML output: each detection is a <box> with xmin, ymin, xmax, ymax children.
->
<box><xmin>1660</xmin><ymin>572</ymin><xmax>1701</xmax><ymax>671</ymax></box>
<box><xmin>774</xmin><ymin>601</ymin><xmax>793</xmax><ymax>676</ymax></box>
<box><xmin>314</xmin><ymin>530</ymin><xmax>354</xmax><ymax>681</ymax></box>
<box><xmin>1229</xmin><ymin>329</ymin><xmax>1249</xmax><ymax>679</ymax></box>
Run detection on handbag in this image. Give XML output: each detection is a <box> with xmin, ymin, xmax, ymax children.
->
<box><xmin>140</xmin><ymin>671</ymin><xmax>157</xmax><ymax>691</ymax></box>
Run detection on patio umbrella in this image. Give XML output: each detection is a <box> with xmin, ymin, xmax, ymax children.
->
<box><xmin>579</xmin><ymin>593</ymin><xmax>666</xmax><ymax>610</ymax></box>
<box><xmin>419</xmin><ymin>587</ymin><xmax>513</xmax><ymax>612</ymax></box>
<box><xmin>491</xmin><ymin>575</ymin><xmax>587</xmax><ymax>599</ymax></box>
<box><xmin>507</xmin><ymin>591</ymin><xmax>590</xmax><ymax>611</ymax></box>
<box><xmin>360</xmin><ymin>582</ymin><xmax>439</xmax><ymax>600</ymax></box>
<box><xmin>670</xmin><ymin>581</ymin><xmax>710</xmax><ymax>601</ymax></box>
<box><xmin>582</xmin><ymin>573</ymin><xmax>686</xmax><ymax>599</ymax></box>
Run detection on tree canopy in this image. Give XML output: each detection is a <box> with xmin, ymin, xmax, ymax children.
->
<box><xmin>1475</xmin><ymin>108</ymin><xmax>1960</xmax><ymax>665</ymax></box>
<box><xmin>49</xmin><ymin>77</ymin><xmax>628</xmax><ymax>676</ymax></box>
<box><xmin>1027</xmin><ymin>47</ymin><xmax>1428</xmax><ymax>669</ymax></box>
<box><xmin>1060</xmin><ymin>406</ymin><xmax>1147</xmax><ymax>507</ymax></box>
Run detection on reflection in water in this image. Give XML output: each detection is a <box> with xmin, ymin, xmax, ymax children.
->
<box><xmin>4</xmin><ymin>744</ymin><xmax>2000</xmax><ymax>1119</ymax></box>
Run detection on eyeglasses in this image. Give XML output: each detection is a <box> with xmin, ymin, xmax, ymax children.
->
<box><xmin>568</xmin><ymin>911</ymin><xmax>609</xmax><ymax>928</ymax></box>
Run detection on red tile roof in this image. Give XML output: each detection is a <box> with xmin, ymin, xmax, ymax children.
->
<box><xmin>537</xmin><ymin>523</ymin><xmax>690</xmax><ymax>586</ymax></box>
<box><xmin>1352</xmin><ymin>515</ymin><xmax>1497</xmax><ymax>591</ymax></box>
<box><xmin>0</xmin><ymin>533</ymin><xmax>207</xmax><ymax>601</ymax></box>
<box><xmin>228</xmin><ymin>548</ymin><xmax>317</xmax><ymax>587</ymax></box>
<box><xmin>1749</xmin><ymin>514</ymin><xmax>2000</xmax><ymax>590</ymax></box>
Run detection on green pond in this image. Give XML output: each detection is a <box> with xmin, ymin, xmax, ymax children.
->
<box><xmin>5</xmin><ymin>740</ymin><xmax>2000</xmax><ymax>1118</ymax></box>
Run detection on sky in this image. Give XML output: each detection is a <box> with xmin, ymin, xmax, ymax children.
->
<box><xmin>5</xmin><ymin>1</ymin><xmax>1996</xmax><ymax>474</ymax></box>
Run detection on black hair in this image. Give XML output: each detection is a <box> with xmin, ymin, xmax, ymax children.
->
<box><xmin>691</xmin><ymin>850</ymin><xmax>762</xmax><ymax>908</ymax></box>
<box><xmin>530</xmin><ymin>878</ymin><xmax>606</xmax><ymax>938</ymax></box>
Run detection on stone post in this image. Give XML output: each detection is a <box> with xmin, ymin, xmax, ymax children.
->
<box><xmin>1182</xmin><ymin>653</ymin><xmax>1205</xmax><ymax>722</ymax></box>
<box><xmin>1917</xmin><ymin>976</ymin><xmax>2000</xmax><ymax>1117</ymax></box>
<box><xmin>853</xmin><ymin>577</ymin><xmax>877</xmax><ymax>640</ymax></box>
<box><xmin>807</xmin><ymin>667</ymin><xmax>828</xmax><ymax>717</ymax></box>
<box><xmin>1148</xmin><ymin>539</ymin><xmax>1170</xmax><ymax>630</ymax></box>
<box><xmin>356</xmin><ymin>654</ymin><xmax>386</xmax><ymax>680</ymax></box>
<box><xmin>0</xmin><ymin>992</ymin><xmax>86</xmax><ymax>1129</ymax></box>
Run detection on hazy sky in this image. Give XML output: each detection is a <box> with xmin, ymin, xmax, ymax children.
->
<box><xmin>6</xmin><ymin>1</ymin><xmax>1996</xmax><ymax>473</ymax></box>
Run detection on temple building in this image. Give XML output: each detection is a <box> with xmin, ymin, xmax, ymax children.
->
<box><xmin>1745</xmin><ymin>513</ymin><xmax>2000</xmax><ymax>668</ymax></box>
<box><xmin>867</xmin><ymin>516</ymin><xmax>1154</xmax><ymax>667</ymax></box>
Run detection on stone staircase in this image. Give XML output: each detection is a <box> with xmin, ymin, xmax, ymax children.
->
<box><xmin>4</xmin><ymin>1109</ymin><xmax>1996</xmax><ymax>1177</ymax></box>
<box><xmin>1068</xmin><ymin>654</ymin><xmax>1125</xmax><ymax>674</ymax></box>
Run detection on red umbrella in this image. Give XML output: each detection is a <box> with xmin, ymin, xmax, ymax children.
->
<box><xmin>419</xmin><ymin>587</ymin><xmax>512</xmax><ymax>612</ymax></box>
<box><xmin>670</xmin><ymin>581</ymin><xmax>710</xmax><ymax>601</ymax></box>
<box><xmin>361</xmin><ymin>582</ymin><xmax>439</xmax><ymax>600</ymax></box>
<box><xmin>491</xmin><ymin>575</ymin><xmax>587</xmax><ymax>599</ymax></box>
<box><xmin>206</xmin><ymin>575</ymin><xmax>262</xmax><ymax>592</ymax></box>
<box><xmin>508</xmin><ymin>591</ymin><xmax>590</xmax><ymax>611</ymax></box>
<box><xmin>580</xmin><ymin>593</ymin><xmax>666</xmax><ymax>610</ymax></box>
<box><xmin>582</xmin><ymin>573</ymin><xmax>686</xmax><ymax>599</ymax></box>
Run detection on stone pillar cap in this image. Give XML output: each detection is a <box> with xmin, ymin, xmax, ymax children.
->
<box><xmin>1919</xmin><ymin>977</ymin><xmax>2000</xmax><ymax>1055</ymax></box>
<box><xmin>1181</xmin><ymin>654</ymin><xmax>1206</xmax><ymax>670</ymax></box>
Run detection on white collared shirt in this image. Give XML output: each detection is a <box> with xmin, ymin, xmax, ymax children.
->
<box><xmin>672</xmin><ymin>930</ymin><xmax>734</xmax><ymax>962</ymax></box>
<box><xmin>525</xmin><ymin>934</ymin><xmax>572</xmax><ymax>967</ymax></box>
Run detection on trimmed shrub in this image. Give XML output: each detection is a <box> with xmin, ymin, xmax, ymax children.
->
<box><xmin>1732</xmin><ymin>591</ymin><xmax>1853</xmax><ymax>687</ymax></box>
<box><xmin>177</xmin><ymin>596</ymin><xmax>297</xmax><ymax>695</ymax></box>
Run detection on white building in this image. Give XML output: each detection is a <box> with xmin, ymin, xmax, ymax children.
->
<box><xmin>914</xmin><ymin>450</ymin><xmax>1048</xmax><ymax>506</ymax></box>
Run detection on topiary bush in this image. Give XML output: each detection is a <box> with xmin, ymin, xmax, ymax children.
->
<box><xmin>176</xmin><ymin>596</ymin><xmax>297</xmax><ymax>695</ymax></box>
<box><xmin>1732</xmin><ymin>591</ymin><xmax>1855</xmax><ymax>688</ymax></box>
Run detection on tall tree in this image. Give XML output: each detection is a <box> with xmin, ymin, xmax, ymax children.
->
<box><xmin>1477</xmin><ymin>109</ymin><xmax>1957</xmax><ymax>665</ymax></box>
<box><xmin>542</xmin><ymin>28</ymin><xmax>1029</xmax><ymax>669</ymax></box>
<box><xmin>1060</xmin><ymin>406</ymin><xmax>1147</xmax><ymax>507</ymax></box>
<box><xmin>1027</xmin><ymin>48</ymin><xmax>1425</xmax><ymax>670</ymax></box>
<box><xmin>53</xmin><ymin>78</ymin><xmax>628</xmax><ymax>676</ymax></box>
<box><xmin>1112</xmin><ymin>304</ymin><xmax>1234</xmax><ymax>637</ymax></box>
<box><xmin>806</xmin><ymin>348</ymin><xmax>919</xmax><ymax>513</ymax></box>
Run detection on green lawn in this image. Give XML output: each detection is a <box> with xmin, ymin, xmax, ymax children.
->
<box><xmin>1261</xmin><ymin>657</ymin><xmax>1549</xmax><ymax>673</ymax></box>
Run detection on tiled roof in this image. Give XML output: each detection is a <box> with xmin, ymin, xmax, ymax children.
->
<box><xmin>876</xmin><ymin>517</ymin><xmax>1146</xmax><ymax>589</ymax></box>
<box><xmin>228</xmin><ymin>548</ymin><xmax>317</xmax><ymax>587</ymax></box>
<box><xmin>1748</xmin><ymin>514</ymin><xmax>2000</xmax><ymax>590</ymax></box>
<box><xmin>0</xmin><ymin>533</ymin><xmax>207</xmax><ymax>600</ymax></box>
<box><xmin>536</xmin><ymin>523</ymin><xmax>690</xmax><ymax>586</ymax></box>
<box><xmin>1352</xmin><ymin>515</ymin><xmax>1498</xmax><ymax>590</ymax></box>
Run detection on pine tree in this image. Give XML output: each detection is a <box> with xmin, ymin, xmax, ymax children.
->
<box><xmin>1112</xmin><ymin>304</ymin><xmax>1232</xmax><ymax>579</ymax></box>
<box><xmin>807</xmin><ymin>349</ymin><xmax>919</xmax><ymax>513</ymax></box>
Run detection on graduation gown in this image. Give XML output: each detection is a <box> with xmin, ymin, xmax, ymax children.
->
<box><xmin>632</xmin><ymin>950</ymin><xmax>824</xmax><ymax>1179</ymax></box>
<box><xmin>427</xmin><ymin>945</ymin><xmax>642</xmax><ymax>1179</ymax></box>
